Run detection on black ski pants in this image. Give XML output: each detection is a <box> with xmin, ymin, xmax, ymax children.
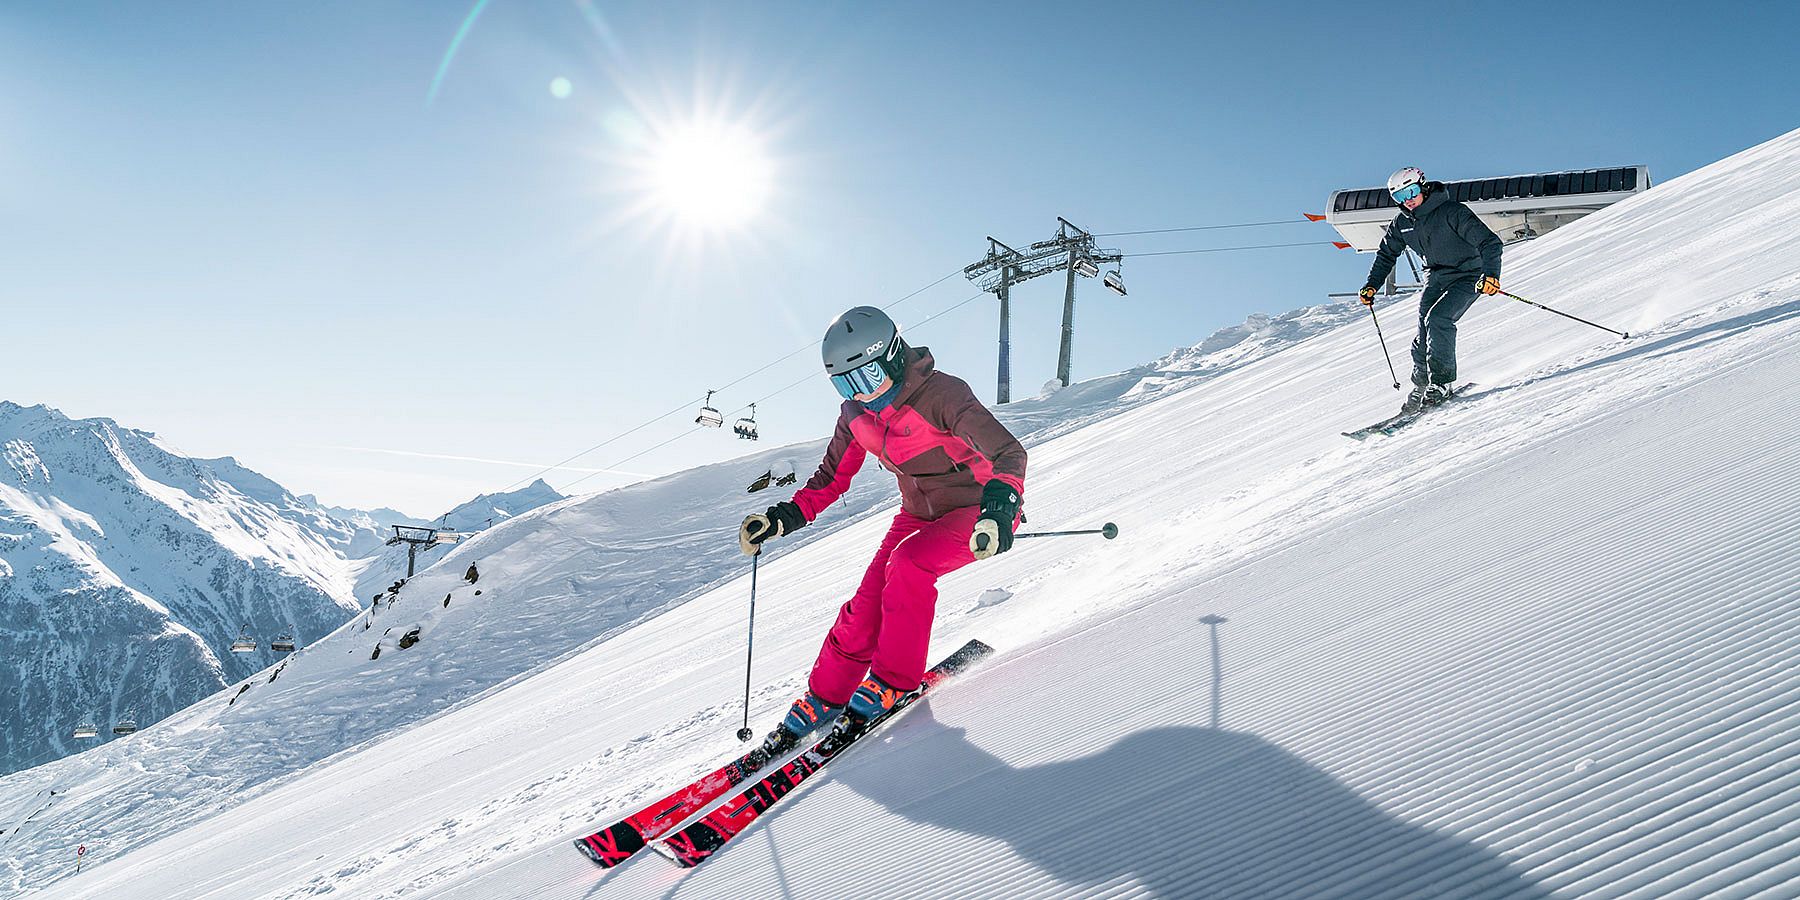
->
<box><xmin>1411</xmin><ymin>275</ymin><xmax>1480</xmax><ymax>386</ymax></box>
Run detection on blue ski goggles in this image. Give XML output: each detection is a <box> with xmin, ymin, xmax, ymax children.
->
<box><xmin>1390</xmin><ymin>183</ymin><xmax>1423</xmax><ymax>204</ymax></box>
<box><xmin>830</xmin><ymin>360</ymin><xmax>889</xmax><ymax>399</ymax></box>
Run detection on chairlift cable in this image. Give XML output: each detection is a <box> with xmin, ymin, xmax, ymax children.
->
<box><xmin>494</xmin><ymin>398</ymin><xmax>701</xmax><ymax>494</ymax></box>
<box><xmin>523</xmin><ymin>241</ymin><xmax>1332</xmax><ymax>494</ymax></box>
<box><xmin>1094</xmin><ymin>218</ymin><xmax>1311</xmax><ymax>237</ymax></box>
<box><xmin>710</xmin><ymin>267</ymin><xmax>964</xmax><ymax>396</ymax></box>
<box><xmin>558</xmin><ymin>290</ymin><xmax>989</xmax><ymax>492</ymax></box>
<box><xmin>1121</xmin><ymin>240</ymin><xmax>1342</xmax><ymax>258</ymax></box>
<box><xmin>496</xmin><ymin>267</ymin><xmax>966</xmax><ymax>494</ymax></box>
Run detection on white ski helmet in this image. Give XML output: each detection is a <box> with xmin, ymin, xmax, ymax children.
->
<box><xmin>1387</xmin><ymin>166</ymin><xmax>1426</xmax><ymax>200</ymax></box>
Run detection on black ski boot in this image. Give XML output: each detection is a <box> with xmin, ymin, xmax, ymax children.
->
<box><xmin>1400</xmin><ymin>382</ymin><xmax>1430</xmax><ymax>414</ymax></box>
<box><xmin>1423</xmin><ymin>382</ymin><xmax>1457</xmax><ymax>407</ymax></box>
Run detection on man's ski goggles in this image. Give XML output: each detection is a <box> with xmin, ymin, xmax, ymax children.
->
<box><xmin>831</xmin><ymin>360</ymin><xmax>889</xmax><ymax>399</ymax></box>
<box><xmin>1390</xmin><ymin>183</ymin><xmax>1423</xmax><ymax>204</ymax></box>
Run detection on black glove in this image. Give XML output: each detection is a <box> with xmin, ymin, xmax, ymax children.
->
<box><xmin>740</xmin><ymin>501</ymin><xmax>806</xmax><ymax>556</ymax></box>
<box><xmin>1357</xmin><ymin>286</ymin><xmax>1377</xmax><ymax>306</ymax></box>
<box><xmin>969</xmin><ymin>481</ymin><xmax>1020</xmax><ymax>560</ymax></box>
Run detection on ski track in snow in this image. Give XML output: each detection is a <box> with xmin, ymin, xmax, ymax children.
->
<box><xmin>9</xmin><ymin>128</ymin><xmax>1800</xmax><ymax>899</ymax></box>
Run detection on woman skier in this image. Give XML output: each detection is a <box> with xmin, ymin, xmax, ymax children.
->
<box><xmin>739</xmin><ymin>306</ymin><xmax>1026</xmax><ymax>746</ymax></box>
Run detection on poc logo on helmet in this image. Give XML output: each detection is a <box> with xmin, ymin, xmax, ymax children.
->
<box><xmin>864</xmin><ymin>340</ymin><xmax>886</xmax><ymax>357</ymax></box>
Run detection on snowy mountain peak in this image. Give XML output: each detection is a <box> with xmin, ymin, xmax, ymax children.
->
<box><xmin>0</xmin><ymin>401</ymin><xmax>362</xmax><ymax>776</ymax></box>
<box><xmin>438</xmin><ymin>479</ymin><xmax>565</xmax><ymax>531</ymax></box>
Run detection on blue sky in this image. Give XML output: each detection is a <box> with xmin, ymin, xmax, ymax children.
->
<box><xmin>3</xmin><ymin>1</ymin><xmax>1795</xmax><ymax>514</ymax></box>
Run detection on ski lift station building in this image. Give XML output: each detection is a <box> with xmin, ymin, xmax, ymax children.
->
<box><xmin>1324</xmin><ymin>165</ymin><xmax>1651</xmax><ymax>252</ymax></box>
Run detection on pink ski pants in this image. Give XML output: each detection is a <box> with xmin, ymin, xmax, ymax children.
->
<box><xmin>808</xmin><ymin>505</ymin><xmax>980</xmax><ymax>704</ymax></box>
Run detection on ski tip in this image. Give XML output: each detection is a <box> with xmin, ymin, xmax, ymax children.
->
<box><xmin>574</xmin><ymin>838</ymin><xmax>611</xmax><ymax>867</ymax></box>
<box><xmin>960</xmin><ymin>638</ymin><xmax>998</xmax><ymax>659</ymax></box>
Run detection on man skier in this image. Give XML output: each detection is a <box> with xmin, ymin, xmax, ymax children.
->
<box><xmin>1358</xmin><ymin>166</ymin><xmax>1504</xmax><ymax>412</ymax></box>
<box><xmin>738</xmin><ymin>306</ymin><xmax>1026</xmax><ymax>746</ymax></box>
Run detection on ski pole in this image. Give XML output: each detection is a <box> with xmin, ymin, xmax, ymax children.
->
<box><xmin>1496</xmin><ymin>290</ymin><xmax>1630</xmax><ymax>339</ymax></box>
<box><xmin>736</xmin><ymin>553</ymin><xmax>759</xmax><ymax>742</ymax></box>
<box><xmin>1365</xmin><ymin>303</ymin><xmax>1402</xmax><ymax>390</ymax></box>
<box><xmin>1015</xmin><ymin>522</ymin><xmax>1120</xmax><ymax>541</ymax></box>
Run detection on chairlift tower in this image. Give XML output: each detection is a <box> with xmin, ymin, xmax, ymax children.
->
<box><xmin>386</xmin><ymin>525</ymin><xmax>461</xmax><ymax>577</ymax></box>
<box><xmin>964</xmin><ymin>218</ymin><xmax>1123</xmax><ymax>403</ymax></box>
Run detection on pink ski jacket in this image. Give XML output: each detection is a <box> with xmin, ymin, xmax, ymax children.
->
<box><xmin>791</xmin><ymin>346</ymin><xmax>1026</xmax><ymax>523</ymax></box>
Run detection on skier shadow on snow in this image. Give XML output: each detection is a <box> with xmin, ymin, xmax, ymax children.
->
<box><xmin>835</xmin><ymin>710</ymin><xmax>1551</xmax><ymax>899</ymax></box>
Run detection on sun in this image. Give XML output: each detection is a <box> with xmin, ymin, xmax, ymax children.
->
<box><xmin>640</xmin><ymin>119</ymin><xmax>773</xmax><ymax>230</ymax></box>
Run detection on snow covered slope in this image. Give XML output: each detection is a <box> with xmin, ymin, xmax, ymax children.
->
<box><xmin>347</xmin><ymin>479</ymin><xmax>565</xmax><ymax>605</ymax></box>
<box><xmin>0</xmin><ymin>302</ymin><xmax>1316</xmax><ymax>894</ymax></box>
<box><xmin>0</xmin><ymin>404</ymin><xmax>361</xmax><ymax>777</ymax></box>
<box><xmin>16</xmin><ymin>127</ymin><xmax>1800</xmax><ymax>898</ymax></box>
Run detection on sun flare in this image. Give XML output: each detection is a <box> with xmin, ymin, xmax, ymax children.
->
<box><xmin>641</xmin><ymin>119</ymin><xmax>773</xmax><ymax>230</ymax></box>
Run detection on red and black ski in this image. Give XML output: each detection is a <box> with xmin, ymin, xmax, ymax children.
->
<box><xmin>654</xmin><ymin>638</ymin><xmax>995</xmax><ymax>868</ymax></box>
<box><xmin>573</xmin><ymin>725</ymin><xmax>801</xmax><ymax>867</ymax></box>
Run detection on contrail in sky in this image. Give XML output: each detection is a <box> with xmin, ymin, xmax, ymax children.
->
<box><xmin>324</xmin><ymin>446</ymin><xmax>648</xmax><ymax>479</ymax></box>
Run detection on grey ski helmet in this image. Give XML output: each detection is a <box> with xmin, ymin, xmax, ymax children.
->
<box><xmin>821</xmin><ymin>306</ymin><xmax>907</xmax><ymax>397</ymax></box>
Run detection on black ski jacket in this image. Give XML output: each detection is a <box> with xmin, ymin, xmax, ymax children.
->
<box><xmin>1363</xmin><ymin>184</ymin><xmax>1503</xmax><ymax>290</ymax></box>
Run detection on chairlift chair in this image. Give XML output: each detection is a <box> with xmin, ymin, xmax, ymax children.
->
<box><xmin>1103</xmin><ymin>269</ymin><xmax>1128</xmax><ymax>297</ymax></box>
<box><xmin>1073</xmin><ymin>257</ymin><xmax>1100</xmax><ymax>278</ymax></box>
<box><xmin>271</xmin><ymin>629</ymin><xmax>297</xmax><ymax>653</ymax></box>
<box><xmin>733</xmin><ymin>404</ymin><xmax>759</xmax><ymax>441</ymax></box>
<box><xmin>695</xmin><ymin>390</ymin><xmax>724</xmax><ymax>428</ymax></box>
<box><xmin>229</xmin><ymin>623</ymin><xmax>257</xmax><ymax>653</ymax></box>
<box><xmin>112</xmin><ymin>708</ymin><xmax>138</xmax><ymax>736</ymax></box>
<box><xmin>72</xmin><ymin>722</ymin><xmax>99</xmax><ymax>739</ymax></box>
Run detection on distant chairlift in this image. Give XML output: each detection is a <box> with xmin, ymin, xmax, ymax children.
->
<box><xmin>230</xmin><ymin>623</ymin><xmax>257</xmax><ymax>653</ymax></box>
<box><xmin>733</xmin><ymin>404</ymin><xmax>759</xmax><ymax>441</ymax></box>
<box><xmin>696</xmin><ymin>390</ymin><xmax>724</xmax><ymax>428</ymax></box>
<box><xmin>72</xmin><ymin>721</ymin><xmax>100</xmax><ymax>739</ymax></box>
<box><xmin>1072</xmin><ymin>257</ymin><xmax>1101</xmax><ymax>278</ymax></box>
<box><xmin>112</xmin><ymin>708</ymin><xmax>138</xmax><ymax>736</ymax></box>
<box><xmin>431</xmin><ymin>530</ymin><xmax>465</xmax><ymax>545</ymax></box>
<box><xmin>1103</xmin><ymin>269</ymin><xmax>1128</xmax><ymax>297</ymax></box>
<box><xmin>271</xmin><ymin>629</ymin><xmax>297</xmax><ymax>653</ymax></box>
